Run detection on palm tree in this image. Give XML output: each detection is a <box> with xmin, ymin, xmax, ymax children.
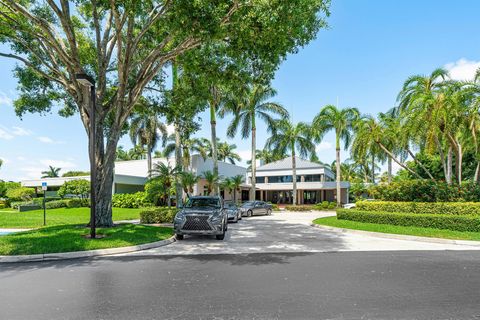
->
<box><xmin>226</xmin><ymin>84</ymin><xmax>289</xmax><ymax>200</ymax></box>
<box><xmin>220</xmin><ymin>177</ymin><xmax>234</xmax><ymax>198</ymax></box>
<box><xmin>230</xmin><ymin>175</ymin><xmax>244</xmax><ymax>203</ymax></box>
<box><xmin>202</xmin><ymin>170</ymin><xmax>220</xmax><ymax>195</ymax></box>
<box><xmin>217</xmin><ymin>141</ymin><xmax>241</xmax><ymax>164</ymax></box>
<box><xmin>0</xmin><ymin>159</ymin><xmax>3</xmax><ymax>170</ymax></box>
<box><xmin>129</xmin><ymin>109</ymin><xmax>168</xmax><ymax>175</ymax></box>
<box><xmin>397</xmin><ymin>68</ymin><xmax>452</xmax><ymax>182</ymax></box>
<box><xmin>150</xmin><ymin>162</ymin><xmax>180</xmax><ymax>208</ymax></box>
<box><xmin>180</xmin><ymin>171</ymin><xmax>200</xmax><ymax>196</ymax></box>
<box><xmin>163</xmin><ymin>136</ymin><xmax>205</xmax><ymax>170</ymax></box>
<box><xmin>41</xmin><ymin>166</ymin><xmax>61</xmax><ymax>178</ymax></box>
<box><xmin>265</xmin><ymin>119</ymin><xmax>316</xmax><ymax>205</ymax></box>
<box><xmin>313</xmin><ymin>105</ymin><xmax>360</xmax><ymax>206</ymax></box>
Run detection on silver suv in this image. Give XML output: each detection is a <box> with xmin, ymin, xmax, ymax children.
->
<box><xmin>174</xmin><ymin>196</ymin><xmax>228</xmax><ymax>240</ymax></box>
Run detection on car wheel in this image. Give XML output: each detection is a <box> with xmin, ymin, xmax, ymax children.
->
<box><xmin>175</xmin><ymin>234</ymin><xmax>184</xmax><ymax>240</ymax></box>
<box><xmin>248</xmin><ymin>210</ymin><xmax>253</xmax><ymax>217</ymax></box>
<box><xmin>216</xmin><ymin>233</ymin><xmax>225</xmax><ymax>240</ymax></box>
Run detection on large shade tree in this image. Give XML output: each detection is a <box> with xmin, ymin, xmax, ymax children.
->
<box><xmin>0</xmin><ymin>0</ymin><xmax>330</xmax><ymax>226</ymax></box>
<box><xmin>313</xmin><ymin>105</ymin><xmax>359</xmax><ymax>206</ymax></box>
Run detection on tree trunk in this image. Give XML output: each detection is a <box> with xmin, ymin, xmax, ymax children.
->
<box><xmin>435</xmin><ymin>136</ymin><xmax>448</xmax><ymax>182</ymax></box>
<box><xmin>407</xmin><ymin>149</ymin><xmax>435</xmax><ymax>180</ymax></box>
<box><xmin>335</xmin><ymin>134</ymin><xmax>341</xmax><ymax>207</ymax></box>
<box><xmin>89</xmin><ymin>122</ymin><xmax>117</xmax><ymax>227</ymax></box>
<box><xmin>387</xmin><ymin>157</ymin><xmax>392</xmax><ymax>183</ymax></box>
<box><xmin>474</xmin><ymin>162</ymin><xmax>480</xmax><ymax>183</ymax></box>
<box><xmin>292</xmin><ymin>150</ymin><xmax>297</xmax><ymax>205</ymax></box>
<box><xmin>147</xmin><ymin>145</ymin><xmax>152</xmax><ymax>178</ymax></box>
<box><xmin>377</xmin><ymin>142</ymin><xmax>423</xmax><ymax>179</ymax></box>
<box><xmin>447</xmin><ymin>147</ymin><xmax>452</xmax><ymax>184</ymax></box>
<box><xmin>172</xmin><ymin>62</ymin><xmax>183</xmax><ymax>208</ymax></box>
<box><xmin>371</xmin><ymin>153</ymin><xmax>375</xmax><ymax>184</ymax></box>
<box><xmin>456</xmin><ymin>142</ymin><xmax>462</xmax><ymax>184</ymax></box>
<box><xmin>250</xmin><ymin>125</ymin><xmax>257</xmax><ymax>201</ymax></box>
<box><xmin>210</xmin><ymin>102</ymin><xmax>219</xmax><ymax>195</ymax></box>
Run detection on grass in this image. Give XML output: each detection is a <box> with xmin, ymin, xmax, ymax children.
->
<box><xmin>0</xmin><ymin>207</ymin><xmax>143</xmax><ymax>228</ymax></box>
<box><xmin>0</xmin><ymin>224</ymin><xmax>173</xmax><ymax>255</ymax></box>
<box><xmin>313</xmin><ymin>216</ymin><xmax>480</xmax><ymax>241</ymax></box>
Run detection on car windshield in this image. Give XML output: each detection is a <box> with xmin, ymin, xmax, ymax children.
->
<box><xmin>185</xmin><ymin>198</ymin><xmax>221</xmax><ymax>209</ymax></box>
<box><xmin>225</xmin><ymin>202</ymin><xmax>236</xmax><ymax>209</ymax></box>
<box><xmin>241</xmin><ymin>201</ymin><xmax>255</xmax><ymax>207</ymax></box>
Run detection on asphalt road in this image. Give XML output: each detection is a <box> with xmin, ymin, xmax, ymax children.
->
<box><xmin>1</xmin><ymin>251</ymin><xmax>480</xmax><ymax>319</ymax></box>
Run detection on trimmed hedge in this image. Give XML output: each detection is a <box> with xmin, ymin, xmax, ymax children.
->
<box><xmin>44</xmin><ymin>199</ymin><xmax>90</xmax><ymax>209</ymax></box>
<box><xmin>140</xmin><ymin>207</ymin><xmax>179</xmax><ymax>224</ymax></box>
<box><xmin>369</xmin><ymin>180</ymin><xmax>480</xmax><ymax>202</ymax></box>
<box><xmin>356</xmin><ymin>201</ymin><xmax>480</xmax><ymax>216</ymax></box>
<box><xmin>112</xmin><ymin>192</ymin><xmax>152</xmax><ymax>208</ymax></box>
<box><xmin>337</xmin><ymin>209</ymin><xmax>480</xmax><ymax>232</ymax></box>
<box><xmin>285</xmin><ymin>205</ymin><xmax>314</xmax><ymax>211</ymax></box>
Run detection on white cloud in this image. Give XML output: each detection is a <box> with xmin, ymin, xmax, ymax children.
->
<box><xmin>19</xmin><ymin>166</ymin><xmax>44</xmax><ymax>179</ymax></box>
<box><xmin>0</xmin><ymin>127</ymin><xmax>14</xmax><ymax>140</ymax></box>
<box><xmin>444</xmin><ymin>58</ymin><xmax>480</xmax><ymax>81</ymax></box>
<box><xmin>36</xmin><ymin>136</ymin><xmax>64</xmax><ymax>144</ymax></box>
<box><xmin>165</xmin><ymin>124</ymin><xmax>175</xmax><ymax>136</ymax></box>
<box><xmin>16</xmin><ymin>156</ymin><xmax>26</xmax><ymax>161</ymax></box>
<box><xmin>11</xmin><ymin>126</ymin><xmax>32</xmax><ymax>136</ymax></box>
<box><xmin>316</xmin><ymin>141</ymin><xmax>333</xmax><ymax>152</ymax></box>
<box><xmin>39</xmin><ymin>159</ymin><xmax>76</xmax><ymax>169</ymax></box>
<box><xmin>0</xmin><ymin>91</ymin><xmax>12</xmax><ymax>106</ymax></box>
<box><xmin>237</xmin><ymin>150</ymin><xmax>252</xmax><ymax>162</ymax></box>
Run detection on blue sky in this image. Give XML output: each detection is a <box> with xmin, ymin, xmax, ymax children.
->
<box><xmin>1</xmin><ymin>0</ymin><xmax>480</xmax><ymax>181</ymax></box>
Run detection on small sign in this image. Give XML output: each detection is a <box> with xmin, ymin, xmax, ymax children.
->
<box><xmin>41</xmin><ymin>182</ymin><xmax>47</xmax><ymax>191</ymax></box>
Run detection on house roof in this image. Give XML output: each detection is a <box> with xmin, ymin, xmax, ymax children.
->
<box><xmin>255</xmin><ymin>157</ymin><xmax>327</xmax><ymax>172</ymax></box>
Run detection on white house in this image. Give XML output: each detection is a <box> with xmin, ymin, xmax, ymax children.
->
<box><xmin>22</xmin><ymin>155</ymin><xmax>350</xmax><ymax>204</ymax></box>
<box><xmin>248</xmin><ymin>157</ymin><xmax>350</xmax><ymax>204</ymax></box>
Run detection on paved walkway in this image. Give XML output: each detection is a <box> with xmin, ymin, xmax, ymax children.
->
<box><xmin>122</xmin><ymin>211</ymin><xmax>480</xmax><ymax>256</ymax></box>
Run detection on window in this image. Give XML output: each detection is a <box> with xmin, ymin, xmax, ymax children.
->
<box><xmin>256</xmin><ymin>176</ymin><xmax>265</xmax><ymax>183</ymax></box>
<box><xmin>268</xmin><ymin>175</ymin><xmax>301</xmax><ymax>183</ymax></box>
<box><xmin>304</xmin><ymin>174</ymin><xmax>321</xmax><ymax>182</ymax></box>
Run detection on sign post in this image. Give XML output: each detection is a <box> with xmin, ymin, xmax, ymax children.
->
<box><xmin>41</xmin><ymin>182</ymin><xmax>47</xmax><ymax>226</ymax></box>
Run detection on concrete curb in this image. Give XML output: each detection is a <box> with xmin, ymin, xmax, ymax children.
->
<box><xmin>311</xmin><ymin>223</ymin><xmax>480</xmax><ymax>247</ymax></box>
<box><xmin>0</xmin><ymin>236</ymin><xmax>176</xmax><ymax>263</ymax></box>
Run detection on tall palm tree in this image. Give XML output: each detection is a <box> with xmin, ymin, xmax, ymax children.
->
<box><xmin>180</xmin><ymin>171</ymin><xmax>200</xmax><ymax>196</ymax></box>
<box><xmin>226</xmin><ymin>84</ymin><xmax>289</xmax><ymax>200</ymax></box>
<box><xmin>265</xmin><ymin>119</ymin><xmax>316</xmax><ymax>205</ymax></box>
<box><xmin>217</xmin><ymin>141</ymin><xmax>241</xmax><ymax>164</ymax></box>
<box><xmin>313</xmin><ymin>105</ymin><xmax>360</xmax><ymax>206</ymax></box>
<box><xmin>0</xmin><ymin>159</ymin><xmax>3</xmax><ymax>170</ymax></box>
<box><xmin>202</xmin><ymin>170</ymin><xmax>220</xmax><ymax>195</ymax></box>
<box><xmin>220</xmin><ymin>177</ymin><xmax>234</xmax><ymax>198</ymax></box>
<box><xmin>41</xmin><ymin>166</ymin><xmax>61</xmax><ymax>178</ymax></box>
<box><xmin>397</xmin><ymin>68</ymin><xmax>452</xmax><ymax>182</ymax></box>
<box><xmin>150</xmin><ymin>162</ymin><xmax>180</xmax><ymax>208</ymax></box>
<box><xmin>129</xmin><ymin>109</ymin><xmax>168</xmax><ymax>175</ymax></box>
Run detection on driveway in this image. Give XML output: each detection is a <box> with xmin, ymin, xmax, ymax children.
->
<box><xmin>124</xmin><ymin>211</ymin><xmax>480</xmax><ymax>257</ymax></box>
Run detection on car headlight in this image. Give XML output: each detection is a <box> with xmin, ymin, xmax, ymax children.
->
<box><xmin>210</xmin><ymin>212</ymin><xmax>223</xmax><ymax>223</ymax></box>
<box><xmin>174</xmin><ymin>213</ymin><xmax>185</xmax><ymax>223</ymax></box>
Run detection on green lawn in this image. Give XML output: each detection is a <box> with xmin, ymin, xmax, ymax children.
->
<box><xmin>0</xmin><ymin>224</ymin><xmax>173</xmax><ymax>255</ymax></box>
<box><xmin>0</xmin><ymin>207</ymin><xmax>143</xmax><ymax>228</ymax></box>
<box><xmin>313</xmin><ymin>216</ymin><xmax>480</xmax><ymax>241</ymax></box>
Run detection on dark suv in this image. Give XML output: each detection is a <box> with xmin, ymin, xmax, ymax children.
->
<box><xmin>174</xmin><ymin>196</ymin><xmax>228</xmax><ymax>240</ymax></box>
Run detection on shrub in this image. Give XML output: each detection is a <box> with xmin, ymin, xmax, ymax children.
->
<box><xmin>6</xmin><ymin>187</ymin><xmax>35</xmax><ymax>201</ymax></box>
<box><xmin>314</xmin><ymin>201</ymin><xmax>336</xmax><ymax>210</ymax></box>
<box><xmin>0</xmin><ymin>181</ymin><xmax>21</xmax><ymax>198</ymax></box>
<box><xmin>337</xmin><ymin>209</ymin><xmax>480</xmax><ymax>232</ymax></box>
<box><xmin>285</xmin><ymin>205</ymin><xmax>313</xmax><ymax>212</ymax></box>
<box><xmin>270</xmin><ymin>203</ymin><xmax>280</xmax><ymax>211</ymax></box>
<box><xmin>0</xmin><ymin>204</ymin><xmax>5</xmax><ymax>209</ymax></box>
<box><xmin>10</xmin><ymin>201</ymin><xmax>30</xmax><ymax>210</ymax></box>
<box><xmin>369</xmin><ymin>180</ymin><xmax>480</xmax><ymax>202</ymax></box>
<box><xmin>356</xmin><ymin>201</ymin><xmax>480</xmax><ymax>216</ymax></box>
<box><xmin>58</xmin><ymin>180</ymin><xmax>90</xmax><ymax>198</ymax></box>
<box><xmin>140</xmin><ymin>207</ymin><xmax>179</xmax><ymax>224</ymax></box>
<box><xmin>112</xmin><ymin>192</ymin><xmax>151</xmax><ymax>208</ymax></box>
<box><xmin>44</xmin><ymin>199</ymin><xmax>89</xmax><ymax>209</ymax></box>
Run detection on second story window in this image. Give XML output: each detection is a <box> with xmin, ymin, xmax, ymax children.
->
<box><xmin>256</xmin><ymin>177</ymin><xmax>265</xmax><ymax>183</ymax></box>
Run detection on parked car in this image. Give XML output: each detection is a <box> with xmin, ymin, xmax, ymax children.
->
<box><xmin>173</xmin><ymin>196</ymin><xmax>228</xmax><ymax>240</ymax></box>
<box><xmin>343</xmin><ymin>198</ymin><xmax>376</xmax><ymax>209</ymax></box>
<box><xmin>225</xmin><ymin>201</ymin><xmax>242</xmax><ymax>223</ymax></box>
<box><xmin>240</xmin><ymin>201</ymin><xmax>272</xmax><ymax>217</ymax></box>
